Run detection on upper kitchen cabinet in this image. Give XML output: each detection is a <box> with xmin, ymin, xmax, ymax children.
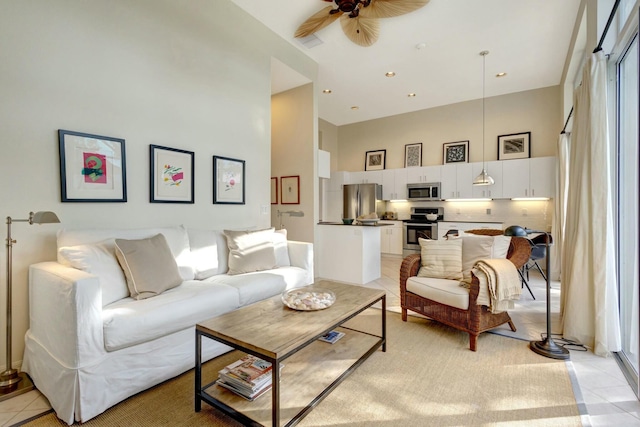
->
<box><xmin>502</xmin><ymin>157</ymin><xmax>556</xmax><ymax>198</ymax></box>
<box><xmin>349</xmin><ymin>170</ymin><xmax>382</xmax><ymax>184</ymax></box>
<box><xmin>471</xmin><ymin>161</ymin><xmax>503</xmax><ymax>199</ymax></box>
<box><xmin>382</xmin><ymin>168</ymin><xmax>407</xmax><ymax>200</ymax></box>
<box><xmin>441</xmin><ymin>163</ymin><xmax>473</xmax><ymax>199</ymax></box>
<box><xmin>328</xmin><ymin>171</ymin><xmax>349</xmax><ymax>192</ymax></box>
<box><xmin>406</xmin><ymin>165</ymin><xmax>441</xmax><ymax>184</ymax></box>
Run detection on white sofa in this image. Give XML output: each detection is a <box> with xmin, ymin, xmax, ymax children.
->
<box><xmin>22</xmin><ymin>225</ymin><xmax>313</xmax><ymax>425</ymax></box>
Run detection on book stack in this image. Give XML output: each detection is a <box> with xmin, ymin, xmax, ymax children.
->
<box><xmin>216</xmin><ymin>354</ymin><xmax>274</xmax><ymax>401</ymax></box>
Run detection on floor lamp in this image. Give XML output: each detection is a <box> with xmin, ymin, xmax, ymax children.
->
<box><xmin>504</xmin><ymin>225</ymin><xmax>570</xmax><ymax>360</ymax></box>
<box><xmin>1</xmin><ymin>211</ymin><xmax>60</xmax><ymax>400</ymax></box>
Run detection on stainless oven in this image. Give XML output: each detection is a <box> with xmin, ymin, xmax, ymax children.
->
<box><xmin>402</xmin><ymin>207</ymin><xmax>443</xmax><ymax>257</ymax></box>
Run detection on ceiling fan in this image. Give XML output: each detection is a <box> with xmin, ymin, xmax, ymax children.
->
<box><xmin>295</xmin><ymin>0</ymin><xmax>430</xmax><ymax>47</ymax></box>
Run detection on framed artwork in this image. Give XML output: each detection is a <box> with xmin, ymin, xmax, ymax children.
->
<box><xmin>365</xmin><ymin>149</ymin><xmax>386</xmax><ymax>171</ymax></box>
<box><xmin>498</xmin><ymin>132</ymin><xmax>531</xmax><ymax>160</ymax></box>
<box><xmin>149</xmin><ymin>145</ymin><xmax>194</xmax><ymax>204</ymax></box>
<box><xmin>58</xmin><ymin>129</ymin><xmax>127</xmax><ymax>202</ymax></box>
<box><xmin>280</xmin><ymin>175</ymin><xmax>300</xmax><ymax>205</ymax></box>
<box><xmin>404</xmin><ymin>143</ymin><xmax>422</xmax><ymax>167</ymax></box>
<box><xmin>271</xmin><ymin>177</ymin><xmax>278</xmax><ymax>205</ymax></box>
<box><xmin>443</xmin><ymin>140</ymin><xmax>469</xmax><ymax>164</ymax></box>
<box><xmin>213</xmin><ymin>155</ymin><xmax>245</xmax><ymax>204</ymax></box>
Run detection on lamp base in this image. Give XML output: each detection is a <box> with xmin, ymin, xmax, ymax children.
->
<box><xmin>530</xmin><ymin>338</ymin><xmax>570</xmax><ymax>360</ymax></box>
<box><xmin>0</xmin><ymin>371</ymin><xmax>34</xmax><ymax>402</ymax></box>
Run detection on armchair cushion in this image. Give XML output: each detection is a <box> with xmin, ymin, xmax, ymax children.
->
<box><xmin>406</xmin><ymin>277</ymin><xmax>469</xmax><ymax>310</ymax></box>
<box><xmin>417</xmin><ymin>238</ymin><xmax>463</xmax><ymax>280</ymax></box>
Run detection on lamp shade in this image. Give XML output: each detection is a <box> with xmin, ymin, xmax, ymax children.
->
<box><xmin>31</xmin><ymin>211</ymin><xmax>60</xmax><ymax>224</ymax></box>
<box><xmin>472</xmin><ymin>169</ymin><xmax>495</xmax><ymax>186</ymax></box>
<box><xmin>504</xmin><ymin>225</ymin><xmax>528</xmax><ymax>237</ymax></box>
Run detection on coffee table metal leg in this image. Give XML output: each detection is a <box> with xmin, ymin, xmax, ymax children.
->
<box><xmin>271</xmin><ymin>360</ymin><xmax>280</xmax><ymax>427</ymax></box>
<box><xmin>195</xmin><ymin>331</ymin><xmax>202</xmax><ymax>412</ymax></box>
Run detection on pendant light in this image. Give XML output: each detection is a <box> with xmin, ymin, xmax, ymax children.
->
<box><xmin>473</xmin><ymin>50</ymin><xmax>494</xmax><ymax>186</ymax></box>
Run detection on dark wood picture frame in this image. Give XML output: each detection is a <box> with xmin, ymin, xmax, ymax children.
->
<box><xmin>280</xmin><ymin>175</ymin><xmax>300</xmax><ymax>205</ymax></box>
<box><xmin>58</xmin><ymin>129</ymin><xmax>127</xmax><ymax>202</ymax></box>
<box><xmin>271</xmin><ymin>177</ymin><xmax>278</xmax><ymax>205</ymax></box>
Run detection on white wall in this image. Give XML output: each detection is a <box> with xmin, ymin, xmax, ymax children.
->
<box><xmin>0</xmin><ymin>0</ymin><xmax>317</xmax><ymax>369</ymax></box>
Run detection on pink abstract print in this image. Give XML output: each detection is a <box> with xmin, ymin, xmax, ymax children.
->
<box><xmin>162</xmin><ymin>164</ymin><xmax>184</xmax><ymax>186</ymax></box>
<box><xmin>82</xmin><ymin>152</ymin><xmax>107</xmax><ymax>184</ymax></box>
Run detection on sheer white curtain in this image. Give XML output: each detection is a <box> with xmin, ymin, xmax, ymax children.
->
<box><xmin>560</xmin><ymin>51</ymin><xmax>621</xmax><ymax>356</ymax></box>
<box><xmin>551</xmin><ymin>132</ymin><xmax>570</xmax><ymax>282</ymax></box>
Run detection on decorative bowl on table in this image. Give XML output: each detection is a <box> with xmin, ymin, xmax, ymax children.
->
<box><xmin>281</xmin><ymin>288</ymin><xmax>336</xmax><ymax>311</ymax></box>
<box><xmin>342</xmin><ymin>218</ymin><xmax>354</xmax><ymax>225</ymax></box>
<box><xmin>357</xmin><ymin>218</ymin><xmax>379</xmax><ymax>225</ymax></box>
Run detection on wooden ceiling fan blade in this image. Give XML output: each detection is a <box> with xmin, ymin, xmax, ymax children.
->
<box><xmin>361</xmin><ymin>0</ymin><xmax>430</xmax><ymax>19</ymax></box>
<box><xmin>295</xmin><ymin>6</ymin><xmax>342</xmax><ymax>38</ymax></box>
<box><xmin>340</xmin><ymin>15</ymin><xmax>380</xmax><ymax>47</ymax></box>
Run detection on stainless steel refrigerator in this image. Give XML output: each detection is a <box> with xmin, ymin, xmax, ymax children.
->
<box><xmin>343</xmin><ymin>183</ymin><xmax>382</xmax><ymax>219</ymax></box>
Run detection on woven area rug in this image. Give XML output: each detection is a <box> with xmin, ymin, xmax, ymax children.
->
<box><xmin>23</xmin><ymin>310</ymin><xmax>581</xmax><ymax>427</ymax></box>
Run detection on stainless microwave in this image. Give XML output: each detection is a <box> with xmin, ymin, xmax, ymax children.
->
<box><xmin>407</xmin><ymin>182</ymin><xmax>441</xmax><ymax>201</ymax></box>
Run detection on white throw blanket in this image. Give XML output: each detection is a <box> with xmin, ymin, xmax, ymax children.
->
<box><xmin>472</xmin><ymin>259</ymin><xmax>522</xmax><ymax>314</ymax></box>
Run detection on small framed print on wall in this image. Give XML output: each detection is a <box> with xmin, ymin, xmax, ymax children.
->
<box><xmin>280</xmin><ymin>175</ymin><xmax>300</xmax><ymax>205</ymax></box>
<box><xmin>404</xmin><ymin>143</ymin><xmax>422</xmax><ymax>167</ymax></box>
<box><xmin>365</xmin><ymin>149</ymin><xmax>386</xmax><ymax>171</ymax></box>
<box><xmin>213</xmin><ymin>155</ymin><xmax>245</xmax><ymax>204</ymax></box>
<box><xmin>498</xmin><ymin>132</ymin><xmax>531</xmax><ymax>160</ymax></box>
<box><xmin>271</xmin><ymin>177</ymin><xmax>278</xmax><ymax>204</ymax></box>
<box><xmin>58</xmin><ymin>129</ymin><xmax>127</xmax><ymax>202</ymax></box>
<box><xmin>443</xmin><ymin>140</ymin><xmax>469</xmax><ymax>164</ymax></box>
<box><xmin>150</xmin><ymin>145</ymin><xmax>194</xmax><ymax>204</ymax></box>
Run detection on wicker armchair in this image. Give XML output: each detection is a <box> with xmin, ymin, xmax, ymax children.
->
<box><xmin>399</xmin><ymin>229</ymin><xmax>531</xmax><ymax>351</ymax></box>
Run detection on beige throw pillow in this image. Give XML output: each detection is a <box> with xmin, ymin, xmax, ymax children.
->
<box><xmin>224</xmin><ymin>228</ymin><xmax>277</xmax><ymax>275</ymax></box>
<box><xmin>114</xmin><ymin>234</ymin><xmax>183</xmax><ymax>300</ymax></box>
<box><xmin>417</xmin><ymin>238</ymin><xmax>463</xmax><ymax>280</ymax></box>
<box><xmin>461</xmin><ymin>235</ymin><xmax>512</xmax><ymax>281</ymax></box>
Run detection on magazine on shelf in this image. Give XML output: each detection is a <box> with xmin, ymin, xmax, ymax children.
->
<box><xmin>318</xmin><ymin>330</ymin><xmax>345</xmax><ymax>344</ymax></box>
<box><xmin>216</xmin><ymin>379</ymin><xmax>271</xmax><ymax>401</ymax></box>
<box><xmin>219</xmin><ymin>354</ymin><xmax>273</xmax><ymax>389</ymax></box>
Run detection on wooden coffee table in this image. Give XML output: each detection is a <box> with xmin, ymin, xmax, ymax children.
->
<box><xmin>195</xmin><ymin>280</ymin><xmax>386</xmax><ymax>427</ymax></box>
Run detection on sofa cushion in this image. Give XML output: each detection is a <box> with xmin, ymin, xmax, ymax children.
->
<box><xmin>273</xmin><ymin>229</ymin><xmax>291</xmax><ymax>267</ymax></box>
<box><xmin>406</xmin><ymin>276</ymin><xmax>469</xmax><ymax>310</ymax></box>
<box><xmin>58</xmin><ymin>239</ymin><xmax>129</xmax><ymax>306</ymax></box>
<box><xmin>57</xmin><ymin>225</ymin><xmax>195</xmax><ymax>281</ymax></box>
<box><xmin>204</xmin><ymin>266</ymin><xmax>307</xmax><ymax>306</ymax></box>
<box><xmin>114</xmin><ymin>234</ymin><xmax>183</xmax><ymax>300</ymax></box>
<box><xmin>224</xmin><ymin>228</ymin><xmax>277</xmax><ymax>275</ymax></box>
<box><xmin>187</xmin><ymin>229</ymin><xmax>229</xmax><ymax>279</ymax></box>
<box><xmin>461</xmin><ymin>235</ymin><xmax>511</xmax><ymax>281</ymax></box>
<box><xmin>102</xmin><ymin>280</ymin><xmax>241</xmax><ymax>351</ymax></box>
<box><xmin>417</xmin><ymin>238</ymin><xmax>463</xmax><ymax>280</ymax></box>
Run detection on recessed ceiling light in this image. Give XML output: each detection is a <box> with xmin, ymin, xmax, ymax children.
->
<box><xmin>496</xmin><ymin>72</ymin><xmax>507</xmax><ymax>77</ymax></box>
<box><xmin>322</xmin><ymin>89</ymin><xmax>332</xmax><ymax>93</ymax></box>
<box><xmin>385</xmin><ymin>72</ymin><xmax>396</xmax><ymax>77</ymax></box>
<box><xmin>415</xmin><ymin>42</ymin><xmax>427</xmax><ymax>50</ymax></box>
<box><xmin>351</xmin><ymin>106</ymin><xmax>359</xmax><ymax>110</ymax></box>
<box><xmin>408</xmin><ymin>93</ymin><xmax>416</xmax><ymax>97</ymax></box>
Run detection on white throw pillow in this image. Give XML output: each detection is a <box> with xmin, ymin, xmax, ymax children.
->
<box><xmin>461</xmin><ymin>235</ymin><xmax>512</xmax><ymax>281</ymax></box>
<box><xmin>273</xmin><ymin>229</ymin><xmax>290</xmax><ymax>267</ymax></box>
<box><xmin>188</xmin><ymin>229</ymin><xmax>228</xmax><ymax>280</ymax></box>
<box><xmin>417</xmin><ymin>238</ymin><xmax>463</xmax><ymax>280</ymax></box>
<box><xmin>224</xmin><ymin>228</ymin><xmax>277</xmax><ymax>275</ymax></box>
<box><xmin>58</xmin><ymin>239</ymin><xmax>129</xmax><ymax>306</ymax></box>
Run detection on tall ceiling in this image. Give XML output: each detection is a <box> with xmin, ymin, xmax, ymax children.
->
<box><xmin>231</xmin><ymin>0</ymin><xmax>582</xmax><ymax>126</ymax></box>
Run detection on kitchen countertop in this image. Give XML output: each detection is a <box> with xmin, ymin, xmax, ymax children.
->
<box><xmin>317</xmin><ymin>222</ymin><xmax>393</xmax><ymax>227</ymax></box>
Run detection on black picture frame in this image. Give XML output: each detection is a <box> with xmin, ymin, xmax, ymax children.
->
<box><xmin>213</xmin><ymin>155</ymin><xmax>245</xmax><ymax>204</ymax></box>
<box><xmin>150</xmin><ymin>145</ymin><xmax>195</xmax><ymax>204</ymax></box>
<box><xmin>404</xmin><ymin>143</ymin><xmax>422</xmax><ymax>167</ymax></box>
<box><xmin>443</xmin><ymin>140</ymin><xmax>469</xmax><ymax>164</ymax></box>
<box><xmin>365</xmin><ymin>149</ymin><xmax>386</xmax><ymax>171</ymax></box>
<box><xmin>498</xmin><ymin>132</ymin><xmax>531</xmax><ymax>160</ymax></box>
<box><xmin>58</xmin><ymin>129</ymin><xmax>127</xmax><ymax>202</ymax></box>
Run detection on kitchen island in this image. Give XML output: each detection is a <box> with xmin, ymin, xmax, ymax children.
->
<box><xmin>316</xmin><ymin>222</ymin><xmax>391</xmax><ymax>284</ymax></box>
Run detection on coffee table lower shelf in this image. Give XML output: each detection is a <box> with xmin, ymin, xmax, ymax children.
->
<box><xmin>196</xmin><ymin>317</ymin><xmax>384</xmax><ymax>426</ymax></box>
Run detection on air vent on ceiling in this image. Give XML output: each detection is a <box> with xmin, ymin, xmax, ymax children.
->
<box><xmin>297</xmin><ymin>34</ymin><xmax>323</xmax><ymax>49</ymax></box>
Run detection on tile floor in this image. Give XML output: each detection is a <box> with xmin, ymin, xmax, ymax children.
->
<box><xmin>1</xmin><ymin>255</ymin><xmax>639</xmax><ymax>426</ymax></box>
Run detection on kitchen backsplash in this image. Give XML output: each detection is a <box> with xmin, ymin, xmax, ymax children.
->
<box><xmin>384</xmin><ymin>199</ymin><xmax>553</xmax><ymax>231</ymax></box>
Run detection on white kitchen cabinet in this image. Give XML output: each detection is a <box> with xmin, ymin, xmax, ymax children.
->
<box><xmin>379</xmin><ymin>221</ymin><xmax>403</xmax><ymax>255</ymax></box>
<box><xmin>438</xmin><ymin>221</ymin><xmax>504</xmax><ymax>239</ymax></box>
<box><xmin>441</xmin><ymin>163</ymin><xmax>473</xmax><ymax>199</ymax></box>
<box><xmin>328</xmin><ymin>171</ymin><xmax>349</xmax><ymax>192</ymax></box>
<box><xmin>502</xmin><ymin>157</ymin><xmax>555</xmax><ymax>198</ymax></box>
<box><xmin>471</xmin><ymin>161</ymin><xmax>503</xmax><ymax>199</ymax></box>
<box><xmin>406</xmin><ymin>165</ymin><xmax>441</xmax><ymax>184</ymax></box>
<box><xmin>382</xmin><ymin>169</ymin><xmax>407</xmax><ymax>200</ymax></box>
<box><xmin>349</xmin><ymin>170</ymin><xmax>382</xmax><ymax>184</ymax></box>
